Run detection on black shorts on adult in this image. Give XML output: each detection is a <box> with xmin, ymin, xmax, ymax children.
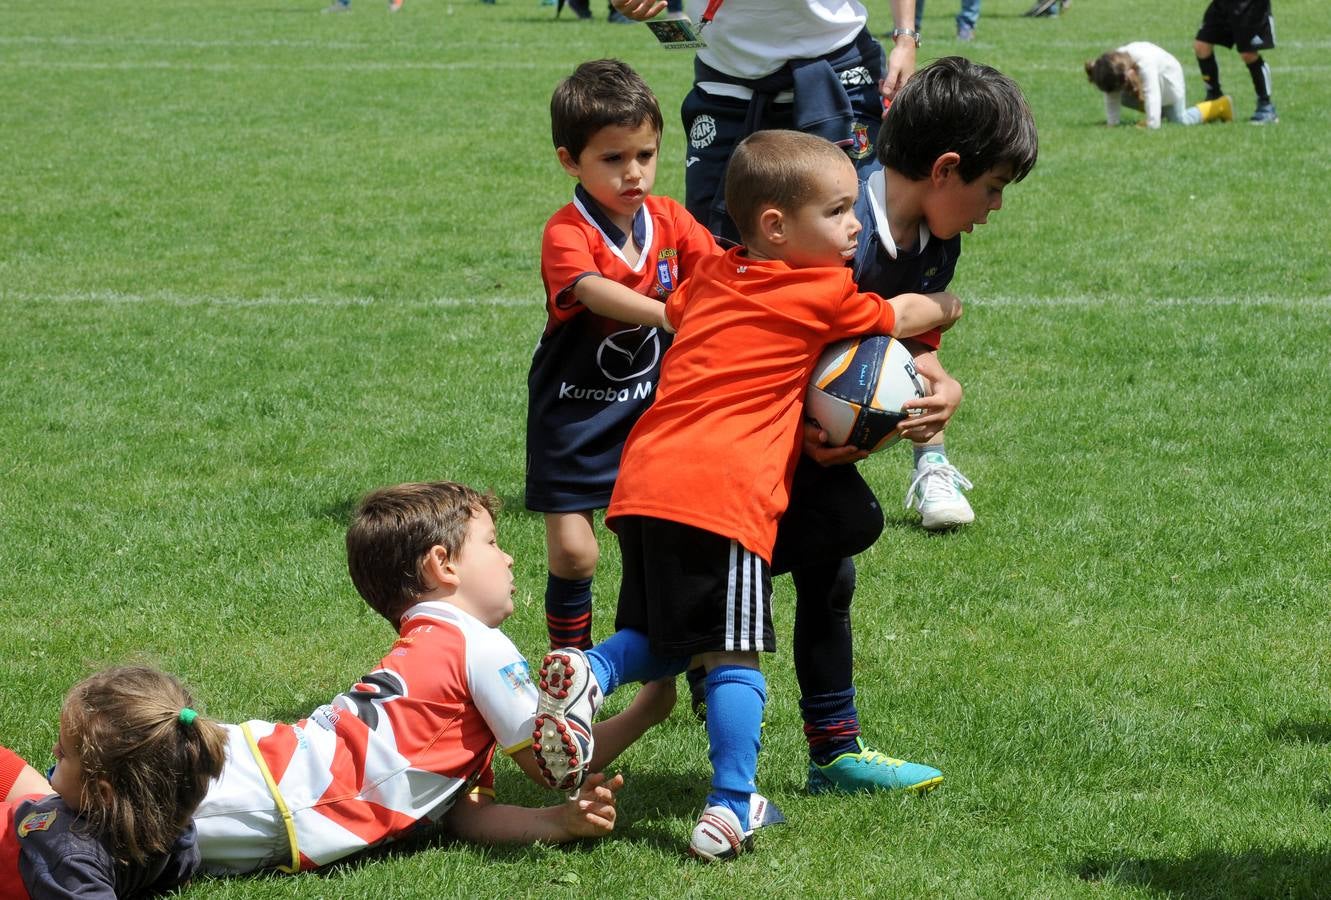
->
<box><xmin>1197</xmin><ymin>0</ymin><xmax>1275</xmax><ymax>51</ymax></box>
<box><xmin>614</xmin><ymin>515</ymin><xmax>775</xmax><ymax>658</ymax></box>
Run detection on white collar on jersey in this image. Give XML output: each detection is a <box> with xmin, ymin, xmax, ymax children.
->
<box><xmin>865</xmin><ymin>168</ymin><xmax>930</xmax><ymax>261</ymax></box>
<box><xmin>572</xmin><ymin>185</ymin><xmax>654</xmax><ymax>274</ymax></box>
<box><xmin>398</xmin><ymin>599</ymin><xmax>488</xmax><ymax>631</ymax></box>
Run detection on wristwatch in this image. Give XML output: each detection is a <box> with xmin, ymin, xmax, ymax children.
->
<box><xmin>889</xmin><ymin>27</ymin><xmax>921</xmax><ymax>47</ymax></box>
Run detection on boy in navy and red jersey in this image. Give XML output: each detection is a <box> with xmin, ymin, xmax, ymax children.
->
<box><xmin>529</xmin><ymin>130</ymin><xmax>962</xmax><ymax>861</ymax></box>
<box><xmin>527</xmin><ymin>58</ymin><xmax>720</xmax><ymax>653</ymax></box>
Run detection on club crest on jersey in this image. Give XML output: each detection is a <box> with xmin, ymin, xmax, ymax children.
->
<box><xmin>18</xmin><ymin>809</ymin><xmax>58</xmax><ymax>837</ymax></box>
<box><xmin>848</xmin><ymin>122</ymin><xmax>872</xmax><ymax>159</ymax></box>
<box><xmin>656</xmin><ymin>247</ymin><xmax>679</xmax><ymax>294</ymax></box>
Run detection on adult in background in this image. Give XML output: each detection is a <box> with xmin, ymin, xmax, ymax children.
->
<box><xmin>611</xmin><ymin>0</ymin><xmax>949</xmax><ymax>798</ymax></box>
<box><xmin>615</xmin><ymin>0</ymin><xmax>918</xmax><ymax>244</ymax></box>
<box><xmin>916</xmin><ymin>0</ymin><xmax>980</xmax><ymax>42</ymax></box>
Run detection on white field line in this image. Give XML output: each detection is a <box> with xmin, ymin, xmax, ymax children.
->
<box><xmin>5</xmin><ymin>34</ymin><xmax>1331</xmax><ymax>53</ymax></box>
<box><xmin>1</xmin><ymin>290</ymin><xmax>532</xmax><ymax>309</ymax></box>
<box><xmin>0</xmin><ymin>59</ymin><xmax>538</xmax><ymax>73</ymax></box>
<box><xmin>5</xmin><ymin>290</ymin><xmax>1331</xmax><ymax>310</ymax></box>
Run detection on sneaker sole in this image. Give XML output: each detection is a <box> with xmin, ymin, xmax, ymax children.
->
<box><xmin>532</xmin><ymin>652</ymin><xmax>593</xmax><ymax>791</ymax></box>
<box><xmin>921</xmin><ymin>515</ymin><xmax>973</xmax><ymax>531</ymax></box>
<box><xmin>808</xmin><ymin>773</ymin><xmax>944</xmax><ymax>795</ymax></box>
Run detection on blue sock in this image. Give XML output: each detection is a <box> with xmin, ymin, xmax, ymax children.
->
<box><xmin>585</xmin><ymin>629</ymin><xmax>689</xmax><ymax>695</ymax></box>
<box><xmin>545</xmin><ymin>573</ymin><xmax>593</xmax><ymax>650</ymax></box>
<box><xmin>704</xmin><ymin>665</ymin><xmax>767</xmax><ymax>824</ymax></box>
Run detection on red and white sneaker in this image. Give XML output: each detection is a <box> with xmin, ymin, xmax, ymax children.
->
<box><xmin>688</xmin><ymin>793</ymin><xmax>785</xmax><ymax>861</ymax></box>
<box><xmin>532</xmin><ymin>648</ymin><xmax>602</xmax><ymax>792</ymax></box>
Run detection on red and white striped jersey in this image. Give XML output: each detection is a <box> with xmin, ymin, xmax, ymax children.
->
<box><xmin>194</xmin><ymin>601</ymin><xmax>538</xmax><ymax>873</ymax></box>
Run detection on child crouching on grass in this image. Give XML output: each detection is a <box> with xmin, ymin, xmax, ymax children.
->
<box><xmin>1086</xmin><ymin>42</ymin><xmax>1233</xmax><ymax>129</ymax></box>
<box><xmin>530</xmin><ymin>130</ymin><xmax>962</xmax><ymax>861</ymax></box>
<box><xmin>1</xmin><ymin>666</ymin><xmax>228</xmax><ymax>897</ymax></box>
<box><xmin>192</xmin><ymin>481</ymin><xmax>673</xmax><ymax>875</ymax></box>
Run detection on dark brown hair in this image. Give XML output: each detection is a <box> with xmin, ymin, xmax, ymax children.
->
<box><xmin>62</xmin><ymin>666</ymin><xmax>227</xmax><ymax>865</ymax></box>
<box><xmin>877</xmin><ymin>55</ymin><xmax>1038</xmax><ymax>183</ymax></box>
<box><xmin>550</xmin><ymin>58</ymin><xmax>664</xmax><ymax>161</ymax></box>
<box><xmin>724</xmin><ymin>129</ymin><xmax>852</xmax><ymax>245</ymax></box>
<box><xmin>346</xmin><ymin>481</ymin><xmax>499</xmax><ymax>625</ymax></box>
<box><xmin>1085</xmin><ymin>51</ymin><xmax>1136</xmax><ymax>94</ymax></box>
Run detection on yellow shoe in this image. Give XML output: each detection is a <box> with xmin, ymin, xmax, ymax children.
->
<box><xmin>1198</xmin><ymin>95</ymin><xmax>1233</xmax><ymax>124</ymax></box>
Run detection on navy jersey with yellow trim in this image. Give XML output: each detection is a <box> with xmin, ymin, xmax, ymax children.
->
<box><xmin>526</xmin><ymin>189</ymin><xmax>719</xmax><ymax>513</ymax></box>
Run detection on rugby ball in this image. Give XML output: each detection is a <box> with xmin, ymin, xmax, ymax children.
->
<box><xmin>805</xmin><ymin>335</ymin><xmax>929</xmax><ymax>453</ymax></box>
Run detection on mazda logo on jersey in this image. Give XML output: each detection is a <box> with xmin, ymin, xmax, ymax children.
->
<box><xmin>596</xmin><ymin>326</ymin><xmax>661</xmax><ymax>383</ymax></box>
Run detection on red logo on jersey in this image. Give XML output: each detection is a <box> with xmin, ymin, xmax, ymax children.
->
<box><xmin>849</xmin><ymin>122</ymin><xmax>872</xmax><ymax>160</ymax></box>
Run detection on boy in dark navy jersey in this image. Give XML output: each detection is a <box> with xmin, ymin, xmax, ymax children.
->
<box><xmin>785</xmin><ymin>56</ymin><xmax>1037</xmax><ymax>794</ymax></box>
<box><xmin>852</xmin><ymin>56</ymin><xmax>1038</xmax><ymax>531</ymax></box>
<box><xmin>527</xmin><ymin>59</ymin><xmax>720</xmax><ymax>653</ymax></box>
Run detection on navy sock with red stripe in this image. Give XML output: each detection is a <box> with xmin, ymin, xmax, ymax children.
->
<box><xmin>801</xmin><ymin>687</ymin><xmax>862</xmax><ymax>766</ymax></box>
<box><xmin>545</xmin><ymin>573</ymin><xmax>593</xmax><ymax>650</ymax></box>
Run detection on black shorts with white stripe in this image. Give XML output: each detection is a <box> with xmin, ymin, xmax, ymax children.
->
<box><xmin>614</xmin><ymin>515</ymin><xmax>775</xmax><ymax>659</ymax></box>
<box><xmin>1197</xmin><ymin>0</ymin><xmax>1276</xmax><ymax>51</ymax></box>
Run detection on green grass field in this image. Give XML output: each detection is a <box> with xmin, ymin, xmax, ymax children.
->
<box><xmin>3</xmin><ymin>0</ymin><xmax>1330</xmax><ymax>896</ymax></box>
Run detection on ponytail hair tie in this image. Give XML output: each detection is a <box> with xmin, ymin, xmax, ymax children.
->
<box><xmin>178</xmin><ymin>708</ymin><xmax>198</xmax><ymax>726</ymax></box>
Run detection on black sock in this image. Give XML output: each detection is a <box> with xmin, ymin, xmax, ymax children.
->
<box><xmin>1197</xmin><ymin>54</ymin><xmax>1222</xmax><ymax>99</ymax></box>
<box><xmin>1247</xmin><ymin>56</ymin><xmax>1272</xmax><ymax>103</ymax></box>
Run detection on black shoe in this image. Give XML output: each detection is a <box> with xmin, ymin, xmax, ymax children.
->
<box><xmin>558</xmin><ymin>0</ymin><xmax>591</xmax><ymax>18</ymax></box>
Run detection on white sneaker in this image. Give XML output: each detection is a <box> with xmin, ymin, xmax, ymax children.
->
<box><xmin>905</xmin><ymin>451</ymin><xmax>974</xmax><ymax>530</ymax></box>
<box><xmin>532</xmin><ymin>648</ymin><xmax>603</xmax><ymax>792</ymax></box>
<box><xmin>688</xmin><ymin>793</ymin><xmax>785</xmax><ymax>861</ymax></box>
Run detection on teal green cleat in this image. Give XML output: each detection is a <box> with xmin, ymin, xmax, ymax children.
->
<box><xmin>807</xmin><ymin>739</ymin><xmax>943</xmax><ymax>795</ymax></box>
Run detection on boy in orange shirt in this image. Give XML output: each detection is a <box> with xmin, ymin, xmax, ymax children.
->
<box><xmin>529</xmin><ymin>130</ymin><xmax>961</xmax><ymax>861</ymax></box>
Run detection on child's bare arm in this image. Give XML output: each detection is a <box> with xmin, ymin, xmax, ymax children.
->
<box><xmin>444</xmin><ymin>772</ymin><xmax>624</xmax><ymax>845</ymax></box>
<box><xmin>3</xmin><ymin>760</ymin><xmax>53</xmax><ymax>802</ymax></box>
<box><xmin>575</xmin><ymin>276</ymin><xmax>672</xmax><ymax>331</ymax></box>
<box><xmin>510</xmin><ymin>678</ymin><xmax>676</xmax><ymax>790</ymax></box>
<box><xmin>897</xmin><ymin>351</ymin><xmax>963</xmax><ymax>444</ymax></box>
<box><xmin>887</xmin><ymin>290</ymin><xmax>962</xmax><ymax>339</ymax></box>
<box><xmin>587</xmin><ymin>677</ymin><xmax>676</xmax><ymax>770</ymax></box>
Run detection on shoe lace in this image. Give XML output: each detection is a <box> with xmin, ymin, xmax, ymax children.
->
<box><xmin>852</xmin><ymin>747</ymin><xmax>905</xmax><ymax>768</ymax></box>
<box><xmin>904</xmin><ymin>461</ymin><xmax>973</xmax><ymax>509</ymax></box>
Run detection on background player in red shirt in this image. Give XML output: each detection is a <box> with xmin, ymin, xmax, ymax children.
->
<box><xmin>528</xmin><ymin>59</ymin><xmax>720</xmax><ymax>655</ymax></box>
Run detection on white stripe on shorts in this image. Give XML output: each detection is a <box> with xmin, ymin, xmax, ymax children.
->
<box><xmin>725</xmin><ymin>540</ymin><xmax>765</xmax><ymax>652</ymax></box>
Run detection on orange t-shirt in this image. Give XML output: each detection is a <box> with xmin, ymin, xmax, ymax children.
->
<box><xmin>607</xmin><ymin>247</ymin><xmax>896</xmax><ymax>560</ymax></box>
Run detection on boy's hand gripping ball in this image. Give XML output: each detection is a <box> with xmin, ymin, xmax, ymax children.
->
<box><xmin>805</xmin><ymin>335</ymin><xmax>931</xmax><ymax>453</ymax></box>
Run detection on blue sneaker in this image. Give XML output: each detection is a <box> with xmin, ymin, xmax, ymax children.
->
<box><xmin>807</xmin><ymin>739</ymin><xmax>943</xmax><ymax>794</ymax></box>
<box><xmin>532</xmin><ymin>648</ymin><xmax>603</xmax><ymax>792</ymax></box>
<box><xmin>688</xmin><ymin>793</ymin><xmax>785</xmax><ymax>861</ymax></box>
<box><xmin>1249</xmin><ymin>101</ymin><xmax>1278</xmax><ymax>125</ymax></box>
